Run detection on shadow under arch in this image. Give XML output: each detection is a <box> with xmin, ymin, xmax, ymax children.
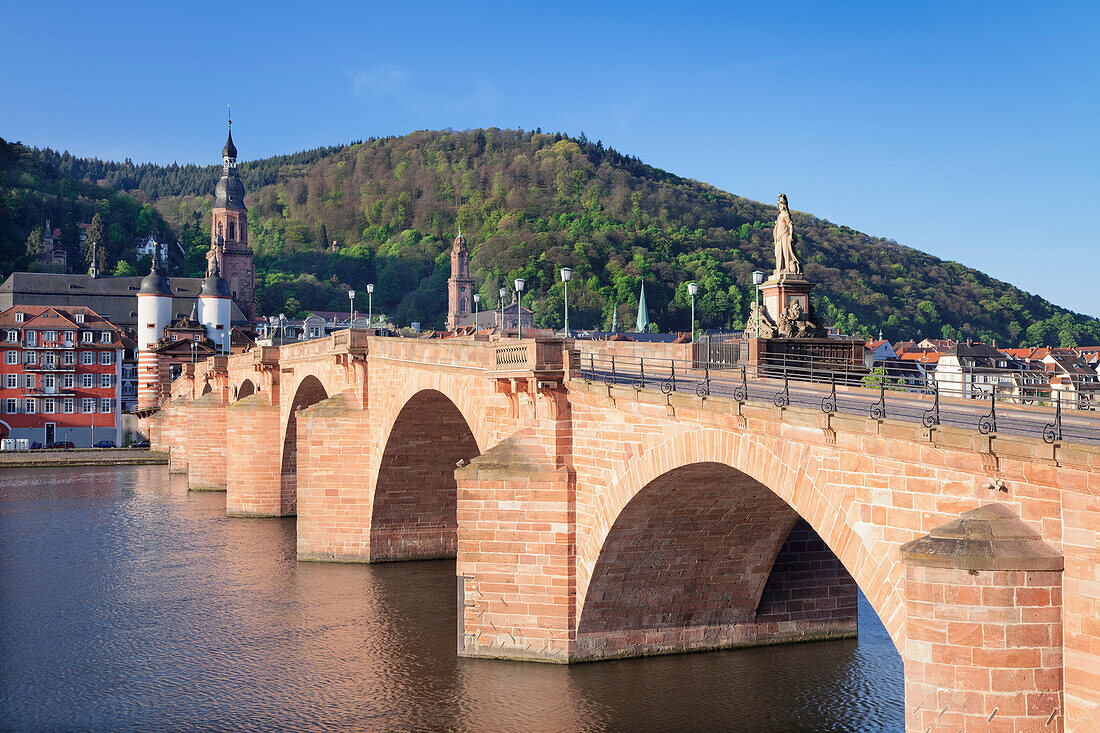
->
<box><xmin>201</xmin><ymin>383</ymin><xmax>212</xmax><ymax>395</ymax></box>
<box><xmin>577</xmin><ymin>428</ymin><xmax>904</xmax><ymax>649</ymax></box>
<box><xmin>235</xmin><ymin>379</ymin><xmax>256</xmax><ymax>400</ymax></box>
<box><xmin>370</xmin><ymin>389</ymin><xmax>480</xmax><ymax>562</ymax></box>
<box><xmin>575</xmin><ymin>460</ymin><xmax>880</xmax><ymax>663</ymax></box>
<box><xmin>280</xmin><ymin>375</ymin><xmax>329</xmax><ymax>516</ymax></box>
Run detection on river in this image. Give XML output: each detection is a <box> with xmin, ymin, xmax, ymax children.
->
<box><xmin>0</xmin><ymin>465</ymin><xmax>903</xmax><ymax>732</ymax></box>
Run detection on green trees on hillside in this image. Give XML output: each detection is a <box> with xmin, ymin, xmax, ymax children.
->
<box><xmin>2</xmin><ymin>131</ymin><xmax>1097</xmax><ymax>346</ymax></box>
<box><xmin>0</xmin><ymin>138</ymin><xmax>176</xmax><ymax>276</ymax></box>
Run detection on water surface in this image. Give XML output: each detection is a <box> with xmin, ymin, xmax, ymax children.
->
<box><xmin>0</xmin><ymin>466</ymin><xmax>903</xmax><ymax>731</ymax></box>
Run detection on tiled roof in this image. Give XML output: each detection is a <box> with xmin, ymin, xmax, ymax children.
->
<box><xmin>0</xmin><ymin>272</ymin><xmax>249</xmax><ymax>327</ymax></box>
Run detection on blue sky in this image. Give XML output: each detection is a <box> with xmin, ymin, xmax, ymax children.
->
<box><xmin>3</xmin><ymin>1</ymin><xmax>1097</xmax><ymax>316</ymax></box>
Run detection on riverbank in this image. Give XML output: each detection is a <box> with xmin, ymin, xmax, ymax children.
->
<box><xmin>0</xmin><ymin>449</ymin><xmax>168</xmax><ymax>468</ymax></box>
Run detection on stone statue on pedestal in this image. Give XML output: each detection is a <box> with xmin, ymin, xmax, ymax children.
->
<box><xmin>773</xmin><ymin>193</ymin><xmax>802</xmax><ymax>277</ymax></box>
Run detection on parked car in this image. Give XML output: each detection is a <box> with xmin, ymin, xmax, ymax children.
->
<box><xmin>46</xmin><ymin>441</ymin><xmax>76</xmax><ymax>450</ymax></box>
<box><xmin>30</xmin><ymin>441</ymin><xmax>42</xmax><ymax>450</ymax></box>
<box><xmin>130</xmin><ymin>439</ymin><xmax>151</xmax><ymax>449</ymax></box>
<box><xmin>93</xmin><ymin>440</ymin><xmax>116</xmax><ymax>449</ymax></box>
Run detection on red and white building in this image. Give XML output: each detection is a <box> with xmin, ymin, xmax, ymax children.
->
<box><xmin>0</xmin><ymin>305</ymin><xmax>124</xmax><ymax>447</ymax></box>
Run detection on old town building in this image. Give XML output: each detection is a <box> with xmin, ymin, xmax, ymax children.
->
<box><xmin>0</xmin><ymin>305</ymin><xmax>124</xmax><ymax>446</ymax></box>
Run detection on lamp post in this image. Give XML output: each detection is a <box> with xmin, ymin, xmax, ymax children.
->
<box><xmin>560</xmin><ymin>267</ymin><xmax>572</xmax><ymax>336</ymax></box>
<box><xmin>687</xmin><ymin>281</ymin><xmax>698</xmax><ymax>343</ymax></box>
<box><xmin>752</xmin><ymin>270</ymin><xmax>765</xmax><ymax>338</ymax></box>
<box><xmin>499</xmin><ymin>287</ymin><xmax>506</xmax><ymax>331</ymax></box>
<box><xmin>366</xmin><ymin>283</ymin><xmax>374</xmax><ymax>328</ymax></box>
<box><xmin>473</xmin><ymin>293</ymin><xmax>480</xmax><ymax>328</ymax></box>
<box><xmin>514</xmin><ymin>278</ymin><xmax>525</xmax><ymax>339</ymax></box>
<box><xmin>348</xmin><ymin>289</ymin><xmax>356</xmax><ymax>328</ymax></box>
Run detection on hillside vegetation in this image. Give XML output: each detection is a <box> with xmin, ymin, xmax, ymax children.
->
<box><xmin>2</xmin><ymin>130</ymin><xmax>1097</xmax><ymax>346</ymax></box>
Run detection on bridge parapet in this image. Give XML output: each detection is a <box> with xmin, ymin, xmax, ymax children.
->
<box><xmin>488</xmin><ymin>338</ymin><xmax>570</xmax><ymax>379</ymax></box>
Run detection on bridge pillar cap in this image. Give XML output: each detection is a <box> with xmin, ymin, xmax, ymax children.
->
<box><xmin>900</xmin><ymin>503</ymin><xmax>1062</xmax><ymax>572</ymax></box>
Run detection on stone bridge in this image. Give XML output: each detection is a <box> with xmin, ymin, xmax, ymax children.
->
<box><xmin>148</xmin><ymin>331</ymin><xmax>1100</xmax><ymax>733</ymax></box>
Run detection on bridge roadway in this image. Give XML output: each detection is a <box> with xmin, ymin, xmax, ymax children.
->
<box><xmin>150</xmin><ymin>333</ymin><xmax>1100</xmax><ymax>733</ymax></box>
<box><xmin>577</xmin><ymin>362</ymin><xmax>1100</xmax><ymax>446</ymax></box>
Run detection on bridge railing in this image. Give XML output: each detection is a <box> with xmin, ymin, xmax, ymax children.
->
<box><xmin>492</xmin><ymin>338</ymin><xmax>568</xmax><ymax>374</ymax></box>
<box><xmin>574</xmin><ymin>352</ymin><xmax>1099</xmax><ymax>445</ymax></box>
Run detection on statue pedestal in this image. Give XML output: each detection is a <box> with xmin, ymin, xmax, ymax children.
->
<box><xmin>760</xmin><ymin>274</ymin><xmax>814</xmax><ymax>325</ymax></box>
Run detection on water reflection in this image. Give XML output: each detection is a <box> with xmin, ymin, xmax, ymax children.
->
<box><xmin>0</xmin><ymin>466</ymin><xmax>903</xmax><ymax>732</ymax></box>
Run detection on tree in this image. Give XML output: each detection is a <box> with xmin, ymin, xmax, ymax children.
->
<box><xmin>24</xmin><ymin>226</ymin><xmax>42</xmax><ymax>259</ymax></box>
<box><xmin>83</xmin><ymin>213</ymin><xmax>104</xmax><ymax>267</ymax></box>
<box><xmin>112</xmin><ymin>260</ymin><xmax>137</xmax><ymax>276</ymax></box>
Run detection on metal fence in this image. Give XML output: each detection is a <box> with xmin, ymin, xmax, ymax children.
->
<box><xmin>574</xmin><ymin>351</ymin><xmax>1099</xmax><ymax>446</ymax></box>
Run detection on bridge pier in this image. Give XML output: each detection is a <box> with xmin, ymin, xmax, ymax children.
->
<box><xmin>183</xmin><ymin>392</ymin><xmax>228</xmax><ymax>491</ymax></box>
<box><xmin>456</xmin><ymin>432</ymin><xmax>576</xmax><ymax>661</ymax></box>
<box><xmin>296</xmin><ymin>393</ymin><xmax>375</xmax><ymax>561</ymax></box>
<box><xmin>225</xmin><ymin>395</ymin><xmax>285</xmax><ymax>516</ymax></box>
<box><xmin>901</xmin><ymin>504</ymin><xmax>1064</xmax><ymax>733</ymax></box>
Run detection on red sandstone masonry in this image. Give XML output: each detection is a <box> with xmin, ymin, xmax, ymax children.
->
<box><xmin>184</xmin><ymin>392</ymin><xmax>228</xmax><ymax>490</ymax></box>
<box><xmin>225</xmin><ymin>395</ymin><xmax>284</xmax><ymax>515</ymax></box>
<box><xmin>158</xmin><ymin>338</ymin><xmax>1100</xmax><ymax>728</ymax></box>
<box><xmin>296</xmin><ymin>393</ymin><xmax>375</xmax><ymax>560</ymax></box>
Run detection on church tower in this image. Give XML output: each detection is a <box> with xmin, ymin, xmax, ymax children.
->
<box><xmin>446</xmin><ymin>230</ymin><xmax>474</xmax><ymax>330</ymax></box>
<box><xmin>207</xmin><ymin>118</ymin><xmax>256</xmax><ymax>321</ymax></box>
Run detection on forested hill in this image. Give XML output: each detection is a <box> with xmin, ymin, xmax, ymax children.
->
<box><xmin>3</xmin><ymin>130</ymin><xmax>1097</xmax><ymax>346</ymax></box>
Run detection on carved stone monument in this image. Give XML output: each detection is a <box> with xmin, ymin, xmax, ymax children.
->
<box><xmin>737</xmin><ymin>194</ymin><xmax>863</xmax><ymax>371</ymax></box>
<box><xmin>759</xmin><ymin>194</ymin><xmax>822</xmax><ymax>339</ymax></box>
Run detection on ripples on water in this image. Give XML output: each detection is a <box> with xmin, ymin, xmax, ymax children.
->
<box><xmin>0</xmin><ymin>466</ymin><xmax>903</xmax><ymax>732</ymax></box>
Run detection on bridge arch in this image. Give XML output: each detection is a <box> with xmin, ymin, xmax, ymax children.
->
<box><xmin>369</xmin><ymin>388</ymin><xmax>482</xmax><ymax>562</ymax></box>
<box><xmin>235</xmin><ymin>379</ymin><xmax>255</xmax><ymax>400</ymax></box>
<box><xmin>577</xmin><ymin>427</ymin><xmax>904</xmax><ymax>650</ymax></box>
<box><xmin>280</xmin><ymin>375</ymin><xmax>329</xmax><ymax>515</ymax></box>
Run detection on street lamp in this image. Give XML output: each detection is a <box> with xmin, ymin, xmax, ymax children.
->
<box><xmin>687</xmin><ymin>281</ymin><xmax>698</xmax><ymax>343</ymax></box>
<box><xmin>752</xmin><ymin>270</ymin><xmax>765</xmax><ymax>338</ymax></box>
<box><xmin>348</xmin><ymin>289</ymin><xmax>356</xmax><ymax>328</ymax></box>
<box><xmin>560</xmin><ymin>267</ymin><xmax>572</xmax><ymax>336</ymax></box>
<box><xmin>366</xmin><ymin>283</ymin><xmax>374</xmax><ymax>328</ymax></box>
<box><xmin>514</xmin><ymin>278</ymin><xmax>525</xmax><ymax>339</ymax></box>
<box><xmin>473</xmin><ymin>293</ymin><xmax>480</xmax><ymax>328</ymax></box>
<box><xmin>499</xmin><ymin>287</ymin><xmax>506</xmax><ymax>331</ymax></box>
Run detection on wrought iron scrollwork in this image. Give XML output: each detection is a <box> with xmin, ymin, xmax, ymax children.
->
<box><xmin>732</xmin><ymin>366</ymin><xmax>748</xmax><ymax>402</ymax></box>
<box><xmin>922</xmin><ymin>384</ymin><xmax>940</xmax><ymax>427</ymax></box>
<box><xmin>978</xmin><ymin>391</ymin><xmax>997</xmax><ymax>435</ymax></box>
<box><xmin>774</xmin><ymin>371</ymin><xmax>790</xmax><ymax>408</ymax></box>
<box><xmin>696</xmin><ymin>366</ymin><xmax>711</xmax><ymax>397</ymax></box>
<box><xmin>870</xmin><ymin>380</ymin><xmax>886</xmax><ymax>420</ymax></box>
<box><xmin>661</xmin><ymin>361</ymin><xmax>676</xmax><ymax>395</ymax></box>
<box><xmin>1043</xmin><ymin>394</ymin><xmax>1062</xmax><ymax>444</ymax></box>
<box><xmin>820</xmin><ymin>373</ymin><xmax>837</xmax><ymax>414</ymax></box>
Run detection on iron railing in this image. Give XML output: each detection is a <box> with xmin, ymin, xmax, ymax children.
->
<box><xmin>575</xmin><ymin>351</ymin><xmax>1099</xmax><ymax>445</ymax></box>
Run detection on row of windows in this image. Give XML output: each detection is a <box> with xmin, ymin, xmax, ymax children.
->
<box><xmin>3</xmin><ymin>374</ymin><xmax>115</xmax><ymax>389</ymax></box>
<box><xmin>4</xmin><ymin>350</ymin><xmax>114</xmax><ymax>365</ymax></box>
<box><xmin>11</xmin><ymin>313</ymin><xmax>88</xmax><ymax>324</ymax></box>
<box><xmin>2</xmin><ymin>398</ymin><xmax>114</xmax><ymax>414</ymax></box>
<box><xmin>5</xmin><ymin>329</ymin><xmax>113</xmax><ymax>345</ymax></box>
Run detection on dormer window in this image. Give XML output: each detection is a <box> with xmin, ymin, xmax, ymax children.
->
<box><xmin>100</xmin><ymin>331</ymin><xmax>111</xmax><ymax>344</ymax></box>
<box><xmin>82</xmin><ymin>331</ymin><xmax>93</xmax><ymax>343</ymax></box>
<box><xmin>14</xmin><ymin>313</ymin><xmax>23</xmax><ymax>323</ymax></box>
<box><xmin>75</xmin><ymin>313</ymin><xmax>85</xmax><ymax>323</ymax></box>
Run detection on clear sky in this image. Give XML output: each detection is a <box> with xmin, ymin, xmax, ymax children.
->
<box><xmin>3</xmin><ymin>1</ymin><xmax>1097</xmax><ymax>316</ymax></box>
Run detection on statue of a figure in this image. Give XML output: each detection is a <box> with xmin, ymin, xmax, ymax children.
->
<box><xmin>773</xmin><ymin>193</ymin><xmax>802</xmax><ymax>277</ymax></box>
<box><xmin>746</xmin><ymin>301</ymin><xmax>776</xmax><ymax>339</ymax></box>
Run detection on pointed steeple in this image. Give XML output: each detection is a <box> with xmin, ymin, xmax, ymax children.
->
<box><xmin>636</xmin><ymin>283</ymin><xmax>650</xmax><ymax>332</ymax></box>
